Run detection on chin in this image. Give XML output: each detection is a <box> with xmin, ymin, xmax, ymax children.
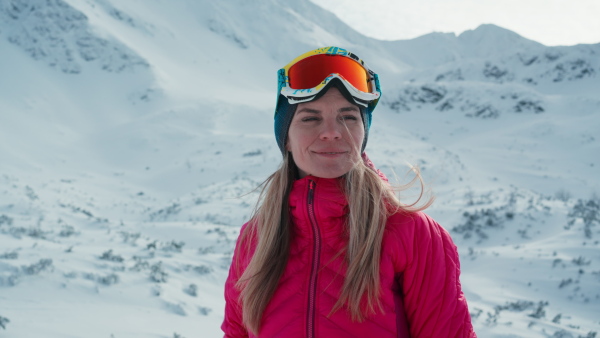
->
<box><xmin>309</xmin><ymin>166</ymin><xmax>352</xmax><ymax>179</ymax></box>
<box><xmin>313</xmin><ymin>173</ymin><xmax>344</xmax><ymax>179</ymax></box>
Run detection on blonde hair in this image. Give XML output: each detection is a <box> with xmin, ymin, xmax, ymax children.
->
<box><xmin>235</xmin><ymin>153</ymin><xmax>432</xmax><ymax>335</ymax></box>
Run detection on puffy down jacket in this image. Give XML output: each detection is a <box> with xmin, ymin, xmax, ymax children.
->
<box><xmin>222</xmin><ymin>175</ymin><xmax>476</xmax><ymax>337</ymax></box>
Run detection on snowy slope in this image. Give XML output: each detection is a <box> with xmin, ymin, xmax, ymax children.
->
<box><xmin>0</xmin><ymin>0</ymin><xmax>599</xmax><ymax>337</ymax></box>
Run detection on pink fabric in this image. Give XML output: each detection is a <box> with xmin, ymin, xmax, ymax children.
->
<box><xmin>222</xmin><ymin>175</ymin><xmax>476</xmax><ymax>337</ymax></box>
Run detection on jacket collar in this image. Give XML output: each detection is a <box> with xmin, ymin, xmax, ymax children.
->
<box><xmin>286</xmin><ymin>153</ymin><xmax>387</xmax><ymax>239</ymax></box>
<box><xmin>288</xmin><ymin>176</ymin><xmax>348</xmax><ymax>239</ymax></box>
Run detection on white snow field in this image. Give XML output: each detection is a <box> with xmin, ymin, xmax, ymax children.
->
<box><xmin>0</xmin><ymin>0</ymin><xmax>599</xmax><ymax>337</ymax></box>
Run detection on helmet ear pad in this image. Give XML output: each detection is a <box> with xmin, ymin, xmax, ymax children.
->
<box><xmin>274</xmin><ymin>78</ymin><xmax>370</xmax><ymax>155</ymax></box>
<box><xmin>274</xmin><ymin>97</ymin><xmax>297</xmax><ymax>154</ymax></box>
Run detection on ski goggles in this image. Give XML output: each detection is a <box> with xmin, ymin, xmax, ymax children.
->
<box><xmin>277</xmin><ymin>46</ymin><xmax>381</xmax><ymax>107</ymax></box>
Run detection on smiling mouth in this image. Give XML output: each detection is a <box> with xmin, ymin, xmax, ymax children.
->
<box><xmin>314</xmin><ymin>151</ymin><xmax>348</xmax><ymax>155</ymax></box>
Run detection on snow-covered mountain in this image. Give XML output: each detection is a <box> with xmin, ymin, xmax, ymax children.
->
<box><xmin>0</xmin><ymin>0</ymin><xmax>599</xmax><ymax>337</ymax></box>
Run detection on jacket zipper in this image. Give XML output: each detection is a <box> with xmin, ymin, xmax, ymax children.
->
<box><xmin>306</xmin><ymin>179</ymin><xmax>321</xmax><ymax>338</ymax></box>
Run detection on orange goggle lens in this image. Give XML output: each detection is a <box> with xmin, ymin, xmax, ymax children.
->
<box><xmin>287</xmin><ymin>54</ymin><xmax>371</xmax><ymax>92</ymax></box>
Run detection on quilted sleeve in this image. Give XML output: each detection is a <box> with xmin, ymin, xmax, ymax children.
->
<box><xmin>221</xmin><ymin>224</ymin><xmax>250</xmax><ymax>338</ymax></box>
<box><xmin>399</xmin><ymin>213</ymin><xmax>476</xmax><ymax>338</ymax></box>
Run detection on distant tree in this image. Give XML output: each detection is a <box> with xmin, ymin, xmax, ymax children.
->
<box><xmin>0</xmin><ymin>315</ymin><xmax>9</xmax><ymax>330</ymax></box>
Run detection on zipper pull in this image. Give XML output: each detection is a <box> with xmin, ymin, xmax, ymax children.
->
<box><xmin>308</xmin><ymin>180</ymin><xmax>315</xmax><ymax>204</ymax></box>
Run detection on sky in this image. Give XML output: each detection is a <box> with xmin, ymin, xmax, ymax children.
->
<box><xmin>310</xmin><ymin>0</ymin><xmax>600</xmax><ymax>46</ymax></box>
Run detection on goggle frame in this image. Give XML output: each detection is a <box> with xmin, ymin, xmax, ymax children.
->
<box><xmin>277</xmin><ymin>47</ymin><xmax>381</xmax><ymax>108</ymax></box>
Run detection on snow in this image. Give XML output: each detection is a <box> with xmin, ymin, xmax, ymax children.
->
<box><xmin>0</xmin><ymin>0</ymin><xmax>599</xmax><ymax>337</ymax></box>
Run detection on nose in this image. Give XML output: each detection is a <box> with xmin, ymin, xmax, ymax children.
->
<box><xmin>319</xmin><ymin>117</ymin><xmax>342</xmax><ymax>140</ymax></box>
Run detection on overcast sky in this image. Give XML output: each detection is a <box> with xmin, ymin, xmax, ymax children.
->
<box><xmin>310</xmin><ymin>0</ymin><xmax>600</xmax><ymax>46</ymax></box>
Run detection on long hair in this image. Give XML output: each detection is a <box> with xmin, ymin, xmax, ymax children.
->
<box><xmin>236</xmin><ymin>153</ymin><xmax>432</xmax><ymax>335</ymax></box>
<box><xmin>332</xmin><ymin>157</ymin><xmax>433</xmax><ymax>320</ymax></box>
<box><xmin>235</xmin><ymin>153</ymin><xmax>295</xmax><ymax>335</ymax></box>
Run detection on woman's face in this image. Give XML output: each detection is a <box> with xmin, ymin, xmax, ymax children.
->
<box><xmin>286</xmin><ymin>87</ymin><xmax>364</xmax><ymax>179</ymax></box>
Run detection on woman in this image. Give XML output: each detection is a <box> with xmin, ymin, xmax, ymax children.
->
<box><xmin>222</xmin><ymin>46</ymin><xmax>476</xmax><ymax>337</ymax></box>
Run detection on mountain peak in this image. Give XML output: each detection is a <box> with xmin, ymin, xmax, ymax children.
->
<box><xmin>458</xmin><ymin>24</ymin><xmax>544</xmax><ymax>57</ymax></box>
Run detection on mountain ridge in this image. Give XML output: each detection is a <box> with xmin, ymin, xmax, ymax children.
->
<box><xmin>0</xmin><ymin>0</ymin><xmax>599</xmax><ymax>337</ymax></box>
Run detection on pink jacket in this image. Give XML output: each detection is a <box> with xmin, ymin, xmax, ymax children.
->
<box><xmin>222</xmin><ymin>176</ymin><xmax>476</xmax><ymax>337</ymax></box>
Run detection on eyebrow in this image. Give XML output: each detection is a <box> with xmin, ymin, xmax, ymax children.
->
<box><xmin>339</xmin><ymin>106</ymin><xmax>360</xmax><ymax>112</ymax></box>
<box><xmin>296</xmin><ymin>106</ymin><xmax>360</xmax><ymax>114</ymax></box>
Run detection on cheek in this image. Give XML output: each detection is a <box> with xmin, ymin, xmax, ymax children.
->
<box><xmin>285</xmin><ymin>133</ymin><xmax>295</xmax><ymax>152</ymax></box>
<box><xmin>285</xmin><ymin>128</ymin><xmax>295</xmax><ymax>151</ymax></box>
<box><xmin>287</xmin><ymin>128</ymin><xmax>307</xmax><ymax>152</ymax></box>
<box><xmin>350</xmin><ymin>126</ymin><xmax>365</xmax><ymax>145</ymax></box>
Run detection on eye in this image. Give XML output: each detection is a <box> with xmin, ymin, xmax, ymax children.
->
<box><xmin>301</xmin><ymin>116</ymin><xmax>320</xmax><ymax>122</ymax></box>
<box><xmin>341</xmin><ymin>115</ymin><xmax>358</xmax><ymax>121</ymax></box>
